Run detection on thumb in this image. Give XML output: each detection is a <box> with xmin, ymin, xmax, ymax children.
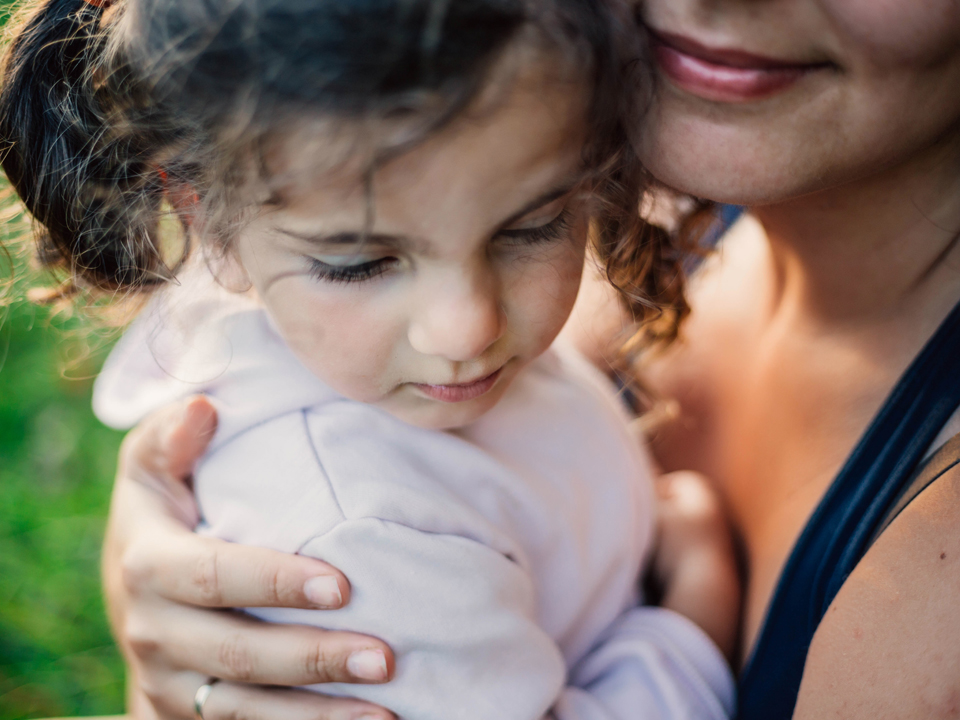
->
<box><xmin>162</xmin><ymin>395</ymin><xmax>219</xmax><ymax>481</ymax></box>
<box><xmin>118</xmin><ymin>395</ymin><xmax>218</xmax><ymax>526</ymax></box>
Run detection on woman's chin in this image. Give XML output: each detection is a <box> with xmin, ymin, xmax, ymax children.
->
<box><xmin>638</xmin><ymin>124</ymin><xmax>834</xmax><ymax>208</ymax></box>
<box><xmin>643</xmin><ymin>153</ymin><xmax>785</xmax><ymax>207</ymax></box>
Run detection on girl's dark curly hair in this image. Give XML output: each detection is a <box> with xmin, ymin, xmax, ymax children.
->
<box><xmin>0</xmin><ymin>0</ymin><xmax>699</xmax><ymax>349</ymax></box>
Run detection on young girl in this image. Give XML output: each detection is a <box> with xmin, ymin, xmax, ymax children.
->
<box><xmin>0</xmin><ymin>0</ymin><xmax>738</xmax><ymax>717</ymax></box>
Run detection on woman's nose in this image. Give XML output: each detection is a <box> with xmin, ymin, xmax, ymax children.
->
<box><xmin>407</xmin><ymin>270</ymin><xmax>506</xmax><ymax>362</ymax></box>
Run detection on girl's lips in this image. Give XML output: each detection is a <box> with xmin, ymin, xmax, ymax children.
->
<box><xmin>412</xmin><ymin>368</ymin><xmax>503</xmax><ymax>403</ymax></box>
<box><xmin>649</xmin><ymin>30</ymin><xmax>828</xmax><ymax>103</ymax></box>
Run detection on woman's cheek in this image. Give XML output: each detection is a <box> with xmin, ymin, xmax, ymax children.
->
<box><xmin>263</xmin><ymin>280</ymin><xmax>404</xmax><ymax>402</ymax></box>
<box><xmin>825</xmin><ymin>0</ymin><xmax>960</xmax><ymax>65</ymax></box>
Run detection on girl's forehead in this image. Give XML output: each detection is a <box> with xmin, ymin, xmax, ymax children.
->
<box><xmin>264</xmin><ymin>53</ymin><xmax>592</xmax><ymax>213</ymax></box>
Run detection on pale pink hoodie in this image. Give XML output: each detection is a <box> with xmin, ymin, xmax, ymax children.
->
<box><xmin>94</xmin><ymin>268</ymin><xmax>734</xmax><ymax>720</ymax></box>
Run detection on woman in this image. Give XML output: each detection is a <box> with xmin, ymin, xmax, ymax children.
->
<box><xmin>101</xmin><ymin>0</ymin><xmax>960</xmax><ymax>718</ymax></box>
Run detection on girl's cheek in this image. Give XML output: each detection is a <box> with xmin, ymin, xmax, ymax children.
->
<box><xmin>508</xmin><ymin>243</ymin><xmax>585</xmax><ymax>350</ymax></box>
<box><xmin>262</xmin><ymin>280</ymin><xmax>402</xmax><ymax>401</ymax></box>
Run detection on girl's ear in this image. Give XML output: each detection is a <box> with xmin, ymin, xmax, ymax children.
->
<box><xmin>160</xmin><ymin>169</ymin><xmax>202</xmax><ymax>227</ymax></box>
<box><xmin>206</xmin><ymin>244</ymin><xmax>253</xmax><ymax>294</ymax></box>
<box><xmin>158</xmin><ymin>169</ymin><xmax>253</xmax><ymax>294</ymax></box>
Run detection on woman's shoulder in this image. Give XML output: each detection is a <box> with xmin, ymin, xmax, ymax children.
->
<box><xmin>794</xmin><ymin>456</ymin><xmax>960</xmax><ymax>719</ymax></box>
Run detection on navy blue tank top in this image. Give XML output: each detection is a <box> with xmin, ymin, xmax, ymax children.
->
<box><xmin>737</xmin><ymin>295</ymin><xmax>960</xmax><ymax>719</ymax></box>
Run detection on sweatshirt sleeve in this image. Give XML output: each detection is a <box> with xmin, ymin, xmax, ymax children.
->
<box><xmin>253</xmin><ymin>519</ymin><xmax>733</xmax><ymax>720</ymax></box>
<box><xmin>551</xmin><ymin>607</ymin><xmax>735</xmax><ymax>720</ymax></box>
<box><xmin>250</xmin><ymin>517</ymin><xmax>567</xmax><ymax>720</ymax></box>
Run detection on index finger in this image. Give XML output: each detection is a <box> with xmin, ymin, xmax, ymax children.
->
<box><xmin>118</xmin><ymin>479</ymin><xmax>350</xmax><ymax>609</ymax></box>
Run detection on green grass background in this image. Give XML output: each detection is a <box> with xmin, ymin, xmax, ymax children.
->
<box><xmin>0</xmin><ymin>0</ymin><xmax>126</xmax><ymax>712</ymax></box>
<box><xmin>0</xmin><ymin>247</ymin><xmax>127</xmax><ymax>717</ymax></box>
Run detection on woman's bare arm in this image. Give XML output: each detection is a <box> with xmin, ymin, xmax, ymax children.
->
<box><xmin>103</xmin><ymin>396</ymin><xmax>396</xmax><ymax>720</ymax></box>
<box><xmin>793</xmin><ymin>465</ymin><xmax>960</xmax><ymax>719</ymax></box>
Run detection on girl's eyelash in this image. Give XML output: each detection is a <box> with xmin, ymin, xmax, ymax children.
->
<box><xmin>498</xmin><ymin>208</ymin><xmax>573</xmax><ymax>245</ymax></box>
<box><xmin>308</xmin><ymin>257</ymin><xmax>396</xmax><ymax>284</ymax></box>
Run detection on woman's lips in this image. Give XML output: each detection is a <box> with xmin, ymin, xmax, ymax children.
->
<box><xmin>649</xmin><ymin>30</ymin><xmax>828</xmax><ymax>103</ymax></box>
<box><xmin>412</xmin><ymin>368</ymin><xmax>503</xmax><ymax>403</ymax></box>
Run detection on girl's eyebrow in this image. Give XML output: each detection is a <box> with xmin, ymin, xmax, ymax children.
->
<box><xmin>277</xmin><ymin>229</ymin><xmax>396</xmax><ymax>245</ymax></box>
<box><xmin>273</xmin><ymin>228</ymin><xmax>424</xmax><ymax>253</ymax></box>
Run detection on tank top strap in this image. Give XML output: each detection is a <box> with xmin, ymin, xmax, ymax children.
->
<box><xmin>737</xmin><ymin>296</ymin><xmax>960</xmax><ymax>720</ymax></box>
<box><xmin>866</xmin><ymin>430</ymin><xmax>960</xmax><ymax>551</ymax></box>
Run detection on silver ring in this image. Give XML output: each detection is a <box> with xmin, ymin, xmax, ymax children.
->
<box><xmin>194</xmin><ymin>678</ymin><xmax>220</xmax><ymax>720</ymax></box>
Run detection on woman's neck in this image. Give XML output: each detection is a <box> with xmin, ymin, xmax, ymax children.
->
<box><xmin>750</xmin><ymin>134</ymin><xmax>960</xmax><ymax>325</ymax></box>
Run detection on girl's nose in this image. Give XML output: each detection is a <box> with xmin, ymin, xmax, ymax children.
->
<box><xmin>407</xmin><ymin>269</ymin><xmax>506</xmax><ymax>362</ymax></box>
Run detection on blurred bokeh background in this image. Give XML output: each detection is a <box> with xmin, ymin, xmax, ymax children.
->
<box><xmin>1</xmin><ymin>211</ymin><xmax>127</xmax><ymax>715</ymax></box>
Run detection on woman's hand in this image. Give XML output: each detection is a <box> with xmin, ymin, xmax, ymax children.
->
<box><xmin>649</xmin><ymin>471</ymin><xmax>741</xmax><ymax>662</ymax></box>
<box><xmin>102</xmin><ymin>396</ymin><xmax>396</xmax><ymax>720</ymax></box>
<box><xmin>793</xmin><ymin>463</ymin><xmax>960</xmax><ymax>720</ymax></box>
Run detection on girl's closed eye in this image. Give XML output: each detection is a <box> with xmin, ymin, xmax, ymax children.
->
<box><xmin>498</xmin><ymin>206</ymin><xmax>573</xmax><ymax>246</ymax></box>
<box><xmin>306</xmin><ymin>201</ymin><xmax>580</xmax><ymax>285</ymax></box>
<box><xmin>497</xmin><ymin>190</ymin><xmax>586</xmax><ymax>248</ymax></box>
<box><xmin>308</xmin><ymin>254</ymin><xmax>400</xmax><ymax>284</ymax></box>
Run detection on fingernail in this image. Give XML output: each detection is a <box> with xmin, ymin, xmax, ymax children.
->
<box><xmin>184</xmin><ymin>397</ymin><xmax>217</xmax><ymax>438</ymax></box>
<box><xmin>303</xmin><ymin>576</ymin><xmax>343</xmax><ymax>608</ymax></box>
<box><xmin>347</xmin><ymin>649</ymin><xmax>388</xmax><ymax>682</ymax></box>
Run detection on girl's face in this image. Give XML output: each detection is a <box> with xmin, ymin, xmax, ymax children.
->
<box><xmin>634</xmin><ymin>0</ymin><xmax>960</xmax><ymax>205</ymax></box>
<box><xmin>231</xmin><ymin>62</ymin><xmax>591</xmax><ymax>430</ymax></box>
